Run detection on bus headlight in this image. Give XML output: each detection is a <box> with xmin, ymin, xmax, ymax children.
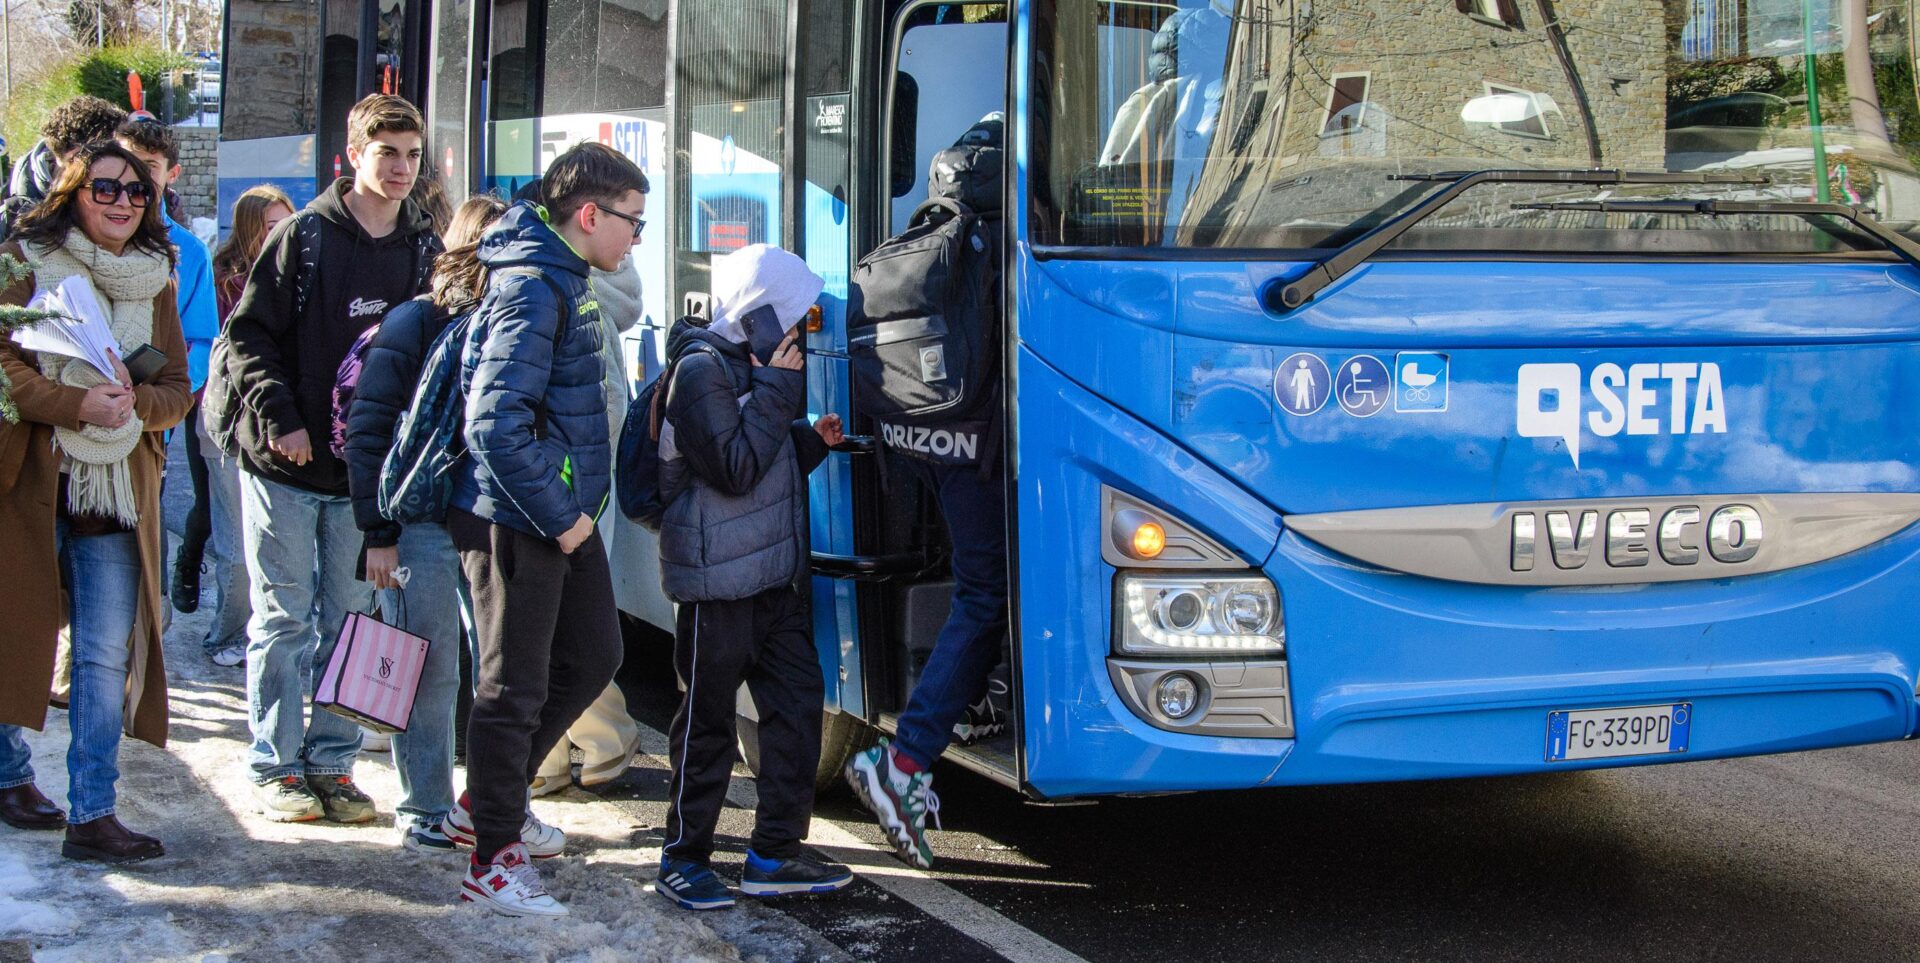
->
<box><xmin>1115</xmin><ymin>574</ymin><xmax>1285</xmax><ymax>657</ymax></box>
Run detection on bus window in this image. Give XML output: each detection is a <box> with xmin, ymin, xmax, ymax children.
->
<box><xmin>489</xmin><ymin>0</ymin><xmax>539</xmax><ymax>122</ymax></box>
<box><xmin>1035</xmin><ymin>0</ymin><xmax>1920</xmax><ymax>254</ymax></box>
<box><xmin>429</xmin><ymin>0</ymin><xmax>475</xmax><ymax>199</ymax></box>
<box><xmin>675</xmin><ymin>0</ymin><xmax>788</xmax><ymax>307</ymax></box>
<box><xmin>221</xmin><ymin>0</ymin><xmax>320</xmax><ymax>143</ymax></box>
<box><xmin>542</xmin><ymin>0</ymin><xmax>669</xmax><ymax>114</ymax></box>
<box><xmin>889</xmin><ymin>3</ymin><xmax>1009</xmax><ymax>233</ymax></box>
<box><xmin>319</xmin><ymin>0</ymin><xmax>362</xmax><ymax>181</ymax></box>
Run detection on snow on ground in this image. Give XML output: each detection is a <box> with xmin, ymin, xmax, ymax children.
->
<box><xmin>0</xmin><ymin>442</ymin><xmax>749</xmax><ymax>963</ymax></box>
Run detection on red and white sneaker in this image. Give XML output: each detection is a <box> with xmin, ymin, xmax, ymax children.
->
<box><xmin>445</xmin><ymin>793</ymin><xmax>566</xmax><ymax>858</ymax></box>
<box><xmin>459</xmin><ymin>842</ymin><xmax>568</xmax><ymax>918</ymax></box>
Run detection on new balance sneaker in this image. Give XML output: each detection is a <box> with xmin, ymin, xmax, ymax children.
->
<box><xmin>444</xmin><ymin>793</ymin><xmax>566</xmax><ymax>858</ymax></box>
<box><xmin>655</xmin><ymin>856</ymin><xmax>735</xmax><ymax>911</ymax></box>
<box><xmin>460</xmin><ymin>842</ymin><xmax>568</xmax><ymax>918</ymax></box>
<box><xmin>210</xmin><ymin>643</ymin><xmax>246</xmax><ymax>668</ymax></box>
<box><xmin>739</xmin><ymin>850</ymin><xmax>854</xmax><ymax>898</ymax></box>
<box><xmin>950</xmin><ymin>687</ymin><xmax>1007</xmax><ymax>746</ymax></box>
<box><xmin>254</xmin><ymin>776</ymin><xmax>324</xmax><ymax>823</ymax></box>
<box><xmin>306</xmin><ymin>775</ymin><xmax>377</xmax><ymax>823</ymax></box>
<box><xmin>402</xmin><ymin>819</ymin><xmax>460</xmax><ymax>856</ymax></box>
<box><xmin>845</xmin><ymin>742</ymin><xmax>941</xmax><ymax>869</ymax></box>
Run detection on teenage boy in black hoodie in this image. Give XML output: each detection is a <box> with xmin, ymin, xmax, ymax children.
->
<box><xmin>224</xmin><ymin>94</ymin><xmax>442</xmax><ymax>824</ymax></box>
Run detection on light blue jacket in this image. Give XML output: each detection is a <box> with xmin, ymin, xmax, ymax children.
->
<box><xmin>167</xmin><ymin>215</ymin><xmax>218</xmax><ymax>391</ymax></box>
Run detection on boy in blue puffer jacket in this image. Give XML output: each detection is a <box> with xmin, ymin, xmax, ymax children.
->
<box><xmin>443</xmin><ymin>143</ymin><xmax>648</xmax><ymax>918</ymax></box>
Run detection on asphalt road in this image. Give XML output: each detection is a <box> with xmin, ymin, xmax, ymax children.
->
<box><xmin>157</xmin><ymin>436</ymin><xmax>1920</xmax><ymax>962</ymax></box>
<box><xmin>608</xmin><ymin>626</ymin><xmax>1920</xmax><ymax>963</ymax></box>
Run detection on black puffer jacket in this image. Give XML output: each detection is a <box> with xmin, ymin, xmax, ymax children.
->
<box><xmin>343</xmin><ymin>294</ymin><xmax>462</xmax><ymax>551</ymax></box>
<box><xmin>658</xmin><ymin>320</ymin><xmax>829</xmax><ymax>603</ymax></box>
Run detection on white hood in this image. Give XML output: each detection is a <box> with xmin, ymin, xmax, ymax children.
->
<box><xmin>708</xmin><ymin>244</ymin><xmax>824</xmax><ymax>344</ymax></box>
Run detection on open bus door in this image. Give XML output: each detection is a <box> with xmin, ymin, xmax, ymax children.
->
<box><xmin>814</xmin><ymin>0</ymin><xmax>1021</xmax><ymax>791</ymax></box>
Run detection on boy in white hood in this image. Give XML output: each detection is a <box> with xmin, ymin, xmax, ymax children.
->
<box><xmin>652</xmin><ymin>244</ymin><xmax>853</xmax><ymax>909</ymax></box>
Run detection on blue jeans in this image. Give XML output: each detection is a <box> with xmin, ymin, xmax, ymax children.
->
<box><xmin>0</xmin><ymin>520</ymin><xmax>141</xmax><ymax>823</ymax></box>
<box><xmin>198</xmin><ymin>415</ymin><xmax>252</xmax><ymax>654</ymax></box>
<box><xmin>240</xmin><ymin>473</ymin><xmax>372</xmax><ymax>783</ymax></box>
<box><xmin>893</xmin><ymin>460</ymin><xmax>1010</xmax><ymax>768</ymax></box>
<box><xmin>383</xmin><ymin>522</ymin><xmax>462</xmax><ymax>828</ymax></box>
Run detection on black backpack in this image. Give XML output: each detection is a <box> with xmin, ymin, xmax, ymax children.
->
<box><xmin>848</xmin><ymin>195</ymin><xmax>1000</xmax><ymax>430</ymax></box>
<box><xmin>616</xmin><ymin>335</ymin><xmax>734</xmax><ymax>531</ymax></box>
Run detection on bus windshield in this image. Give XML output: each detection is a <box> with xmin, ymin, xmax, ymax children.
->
<box><xmin>1033</xmin><ymin>0</ymin><xmax>1920</xmax><ymax>255</ymax></box>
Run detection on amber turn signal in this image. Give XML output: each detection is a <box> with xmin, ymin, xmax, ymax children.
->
<box><xmin>1132</xmin><ymin>521</ymin><xmax>1166</xmax><ymax>559</ymax></box>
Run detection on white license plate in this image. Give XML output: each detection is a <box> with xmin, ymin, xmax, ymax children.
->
<box><xmin>1546</xmin><ymin>703</ymin><xmax>1692</xmax><ymax>761</ymax></box>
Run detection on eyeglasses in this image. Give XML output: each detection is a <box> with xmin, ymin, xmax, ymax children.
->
<box><xmin>598</xmin><ymin>205</ymin><xmax>646</xmax><ymax>240</ymax></box>
<box><xmin>89</xmin><ymin>178</ymin><xmax>152</xmax><ymax>209</ymax></box>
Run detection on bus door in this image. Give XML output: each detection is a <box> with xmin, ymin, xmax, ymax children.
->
<box><xmin>845</xmin><ymin>0</ymin><xmax>1017</xmax><ymax>787</ymax></box>
<box><xmin>320</xmin><ymin>0</ymin><xmax>430</xmax><ymax>187</ymax></box>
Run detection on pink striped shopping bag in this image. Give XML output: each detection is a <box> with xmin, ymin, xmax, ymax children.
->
<box><xmin>316</xmin><ymin>604</ymin><xmax>430</xmax><ymax>734</ymax></box>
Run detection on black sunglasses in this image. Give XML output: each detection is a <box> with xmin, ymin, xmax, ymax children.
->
<box><xmin>598</xmin><ymin>205</ymin><xmax>646</xmax><ymax>240</ymax></box>
<box><xmin>90</xmin><ymin>178</ymin><xmax>152</xmax><ymax>208</ymax></box>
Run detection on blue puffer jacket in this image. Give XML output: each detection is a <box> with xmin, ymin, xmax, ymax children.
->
<box><xmin>448</xmin><ymin>202</ymin><xmax>611</xmax><ymax>541</ymax></box>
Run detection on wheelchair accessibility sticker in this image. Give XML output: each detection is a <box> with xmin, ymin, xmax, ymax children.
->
<box><xmin>1335</xmin><ymin>354</ymin><xmax>1390</xmax><ymax>418</ymax></box>
<box><xmin>1395</xmin><ymin>352</ymin><xmax>1449</xmax><ymax>413</ymax></box>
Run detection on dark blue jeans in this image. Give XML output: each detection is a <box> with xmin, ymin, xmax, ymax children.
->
<box><xmin>893</xmin><ymin>458</ymin><xmax>1010</xmax><ymax>768</ymax></box>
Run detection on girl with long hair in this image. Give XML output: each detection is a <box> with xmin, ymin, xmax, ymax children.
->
<box><xmin>212</xmin><ymin>186</ymin><xmax>294</xmax><ymax>323</ymax></box>
<box><xmin>190</xmin><ymin>184</ymin><xmax>295</xmax><ymax>669</ymax></box>
<box><xmin>342</xmin><ymin>193</ymin><xmax>507</xmax><ymax>854</ymax></box>
<box><xmin>0</xmin><ymin>143</ymin><xmax>193</xmax><ymax>862</ymax></box>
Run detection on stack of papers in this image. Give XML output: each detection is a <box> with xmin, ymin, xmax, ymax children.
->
<box><xmin>11</xmin><ymin>275</ymin><xmax>119</xmax><ymax>381</ymax></box>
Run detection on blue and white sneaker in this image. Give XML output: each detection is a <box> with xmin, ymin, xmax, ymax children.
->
<box><xmin>655</xmin><ymin>856</ymin><xmax>736</xmax><ymax>910</ymax></box>
<box><xmin>401</xmin><ymin>818</ymin><xmax>460</xmax><ymax>856</ymax></box>
<box><xmin>740</xmin><ymin>850</ymin><xmax>854</xmax><ymax>897</ymax></box>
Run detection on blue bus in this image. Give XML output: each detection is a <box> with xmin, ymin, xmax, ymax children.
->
<box><xmin>220</xmin><ymin>0</ymin><xmax>1920</xmax><ymax>799</ymax></box>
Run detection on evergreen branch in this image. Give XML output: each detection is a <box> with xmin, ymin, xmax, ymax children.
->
<box><xmin>0</xmin><ymin>252</ymin><xmax>63</xmax><ymax>425</ymax></box>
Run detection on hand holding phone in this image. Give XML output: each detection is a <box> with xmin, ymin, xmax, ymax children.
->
<box><xmin>121</xmin><ymin>344</ymin><xmax>167</xmax><ymax>386</ymax></box>
<box><xmin>742</xmin><ymin>304</ymin><xmax>796</xmax><ymax>368</ymax></box>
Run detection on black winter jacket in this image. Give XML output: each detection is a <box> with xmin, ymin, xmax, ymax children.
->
<box><xmin>658</xmin><ymin>320</ymin><xmax>829</xmax><ymax>603</ymax></box>
<box><xmin>343</xmin><ymin>295</ymin><xmax>461</xmax><ymax>551</ymax></box>
<box><xmin>225</xmin><ymin>178</ymin><xmax>441</xmax><ymax>494</ymax></box>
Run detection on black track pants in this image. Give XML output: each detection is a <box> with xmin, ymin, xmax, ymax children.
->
<box><xmin>662</xmin><ymin>586</ymin><xmax>823</xmax><ymax>865</ymax></box>
<box><xmin>449</xmin><ymin>508</ymin><xmax>623</xmax><ymax>863</ymax></box>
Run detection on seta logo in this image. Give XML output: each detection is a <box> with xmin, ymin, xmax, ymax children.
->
<box><xmin>1517</xmin><ymin>362</ymin><xmax>1727</xmax><ymax>469</ymax></box>
<box><xmin>348</xmin><ymin>297</ymin><xmax>389</xmax><ymax>319</ymax></box>
<box><xmin>881</xmin><ymin>422</ymin><xmax>980</xmax><ymax>462</ymax></box>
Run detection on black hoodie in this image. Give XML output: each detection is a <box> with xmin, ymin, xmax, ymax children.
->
<box><xmin>225</xmin><ymin>177</ymin><xmax>442</xmax><ymax>494</ymax></box>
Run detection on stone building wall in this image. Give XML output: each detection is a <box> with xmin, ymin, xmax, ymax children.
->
<box><xmin>175</xmin><ymin>127</ymin><xmax>218</xmax><ymax>222</ymax></box>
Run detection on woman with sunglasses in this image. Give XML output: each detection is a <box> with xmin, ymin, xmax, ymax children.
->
<box><xmin>0</xmin><ymin>142</ymin><xmax>192</xmax><ymax>862</ymax></box>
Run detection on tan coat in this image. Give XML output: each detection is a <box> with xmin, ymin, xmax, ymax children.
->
<box><xmin>0</xmin><ymin>239</ymin><xmax>192</xmax><ymax>748</ymax></box>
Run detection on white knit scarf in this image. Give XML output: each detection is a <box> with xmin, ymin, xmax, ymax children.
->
<box><xmin>28</xmin><ymin>233</ymin><xmax>170</xmax><ymax>526</ymax></box>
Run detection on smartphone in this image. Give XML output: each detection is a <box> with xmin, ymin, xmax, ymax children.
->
<box><xmin>121</xmin><ymin>344</ymin><xmax>167</xmax><ymax>386</ymax></box>
<box><xmin>741</xmin><ymin>304</ymin><xmax>792</xmax><ymax>367</ymax></box>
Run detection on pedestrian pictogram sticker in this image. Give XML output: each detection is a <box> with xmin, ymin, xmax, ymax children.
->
<box><xmin>1274</xmin><ymin>353</ymin><xmax>1331</xmax><ymax>416</ymax></box>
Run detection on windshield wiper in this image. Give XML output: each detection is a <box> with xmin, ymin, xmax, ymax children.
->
<box><xmin>1271</xmin><ymin>169</ymin><xmax>1773</xmax><ymax>311</ymax></box>
<box><xmin>1512</xmin><ymin>199</ymin><xmax>1920</xmax><ymax>272</ymax></box>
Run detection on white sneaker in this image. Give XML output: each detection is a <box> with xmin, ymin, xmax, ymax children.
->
<box><xmin>445</xmin><ymin>793</ymin><xmax>566</xmax><ymax>858</ymax></box>
<box><xmin>529</xmin><ymin>772</ymin><xmax>570</xmax><ymax>798</ymax></box>
<box><xmin>210</xmin><ymin>643</ymin><xmax>245</xmax><ymax>668</ymax></box>
<box><xmin>360</xmin><ymin>727</ymin><xmax>392</xmax><ymax>753</ymax></box>
<box><xmin>460</xmin><ymin>842</ymin><xmax>568</xmax><ymax>918</ymax></box>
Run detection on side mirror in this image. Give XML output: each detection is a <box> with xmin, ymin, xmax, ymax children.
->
<box><xmin>890</xmin><ymin>71</ymin><xmax>919</xmax><ymax>199</ymax></box>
